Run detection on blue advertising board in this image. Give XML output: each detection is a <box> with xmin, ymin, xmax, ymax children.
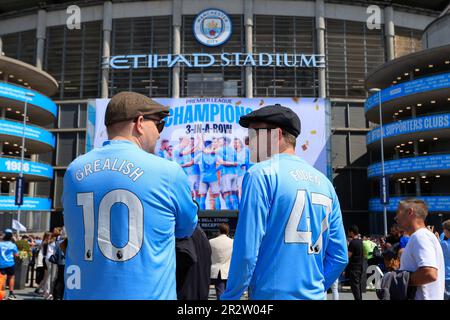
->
<box><xmin>367</xmin><ymin>113</ymin><xmax>450</xmax><ymax>145</ymax></box>
<box><xmin>15</xmin><ymin>176</ymin><xmax>25</xmax><ymax>206</ymax></box>
<box><xmin>368</xmin><ymin>154</ymin><xmax>450</xmax><ymax>178</ymax></box>
<box><xmin>0</xmin><ymin>82</ymin><xmax>57</xmax><ymax>117</ymax></box>
<box><xmin>380</xmin><ymin>176</ymin><xmax>389</xmax><ymax>205</ymax></box>
<box><xmin>0</xmin><ymin>157</ymin><xmax>53</xmax><ymax>179</ymax></box>
<box><xmin>0</xmin><ymin>196</ymin><xmax>52</xmax><ymax>211</ymax></box>
<box><xmin>365</xmin><ymin>72</ymin><xmax>450</xmax><ymax>112</ymax></box>
<box><xmin>0</xmin><ymin>119</ymin><xmax>55</xmax><ymax>148</ymax></box>
<box><xmin>369</xmin><ymin>196</ymin><xmax>450</xmax><ymax>212</ymax></box>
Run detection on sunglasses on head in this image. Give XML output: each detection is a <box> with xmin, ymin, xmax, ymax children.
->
<box><xmin>134</xmin><ymin>114</ymin><xmax>165</xmax><ymax>133</ymax></box>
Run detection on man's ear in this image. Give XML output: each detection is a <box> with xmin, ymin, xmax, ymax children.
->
<box><xmin>406</xmin><ymin>207</ymin><xmax>414</xmax><ymax>217</ymax></box>
<box><xmin>135</xmin><ymin>116</ymin><xmax>145</xmax><ymax>135</ymax></box>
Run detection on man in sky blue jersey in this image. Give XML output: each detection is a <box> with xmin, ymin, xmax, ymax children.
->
<box><xmin>176</xmin><ymin>137</ymin><xmax>201</xmax><ymax>201</ymax></box>
<box><xmin>233</xmin><ymin>137</ymin><xmax>250</xmax><ymax>199</ymax></box>
<box><xmin>216</xmin><ymin>137</ymin><xmax>239</xmax><ymax>210</ymax></box>
<box><xmin>157</xmin><ymin>139</ymin><xmax>170</xmax><ymax>159</ymax></box>
<box><xmin>221</xmin><ymin>104</ymin><xmax>348</xmax><ymax>300</ymax></box>
<box><xmin>193</xmin><ymin>140</ymin><xmax>221</xmax><ymax>210</ymax></box>
<box><xmin>173</xmin><ymin>137</ymin><xmax>189</xmax><ymax>166</ymax></box>
<box><xmin>62</xmin><ymin>92</ymin><xmax>198</xmax><ymax>300</ymax></box>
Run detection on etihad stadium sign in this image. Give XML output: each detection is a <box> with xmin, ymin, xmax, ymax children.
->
<box><xmin>104</xmin><ymin>8</ymin><xmax>325</xmax><ymax>69</ymax></box>
<box><xmin>103</xmin><ymin>53</ymin><xmax>326</xmax><ymax>69</ymax></box>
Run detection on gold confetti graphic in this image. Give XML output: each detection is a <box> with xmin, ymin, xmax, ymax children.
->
<box><xmin>259</xmin><ymin>99</ymin><xmax>265</xmax><ymax>106</ymax></box>
<box><xmin>235</xmin><ymin>100</ymin><xmax>241</xmax><ymax>106</ymax></box>
<box><xmin>310</xmin><ymin>130</ymin><xmax>317</xmax><ymax>135</ymax></box>
<box><xmin>292</xmin><ymin>97</ymin><xmax>300</xmax><ymax>103</ymax></box>
<box><xmin>315</xmin><ymin>104</ymin><xmax>320</xmax><ymax>111</ymax></box>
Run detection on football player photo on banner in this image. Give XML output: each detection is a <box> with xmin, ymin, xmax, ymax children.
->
<box><xmin>93</xmin><ymin>97</ymin><xmax>330</xmax><ymax>211</ymax></box>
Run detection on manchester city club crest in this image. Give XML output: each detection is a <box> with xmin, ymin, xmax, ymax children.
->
<box><xmin>193</xmin><ymin>9</ymin><xmax>232</xmax><ymax>47</ymax></box>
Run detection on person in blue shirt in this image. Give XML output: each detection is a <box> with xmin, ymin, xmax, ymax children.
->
<box><xmin>216</xmin><ymin>137</ymin><xmax>239</xmax><ymax>210</ymax></box>
<box><xmin>62</xmin><ymin>92</ymin><xmax>198</xmax><ymax>300</ymax></box>
<box><xmin>173</xmin><ymin>137</ymin><xmax>190</xmax><ymax>166</ymax></box>
<box><xmin>166</xmin><ymin>145</ymin><xmax>174</xmax><ymax>161</ymax></box>
<box><xmin>0</xmin><ymin>229</ymin><xmax>19</xmax><ymax>300</ymax></box>
<box><xmin>157</xmin><ymin>139</ymin><xmax>170</xmax><ymax>159</ymax></box>
<box><xmin>184</xmin><ymin>137</ymin><xmax>201</xmax><ymax>202</ymax></box>
<box><xmin>243</xmin><ymin>136</ymin><xmax>253</xmax><ymax>170</ymax></box>
<box><xmin>221</xmin><ymin>104</ymin><xmax>348</xmax><ymax>300</ymax></box>
<box><xmin>176</xmin><ymin>137</ymin><xmax>201</xmax><ymax>202</ymax></box>
<box><xmin>233</xmin><ymin>137</ymin><xmax>250</xmax><ymax>200</ymax></box>
<box><xmin>441</xmin><ymin>220</ymin><xmax>450</xmax><ymax>300</ymax></box>
<box><xmin>193</xmin><ymin>140</ymin><xmax>221</xmax><ymax>210</ymax></box>
<box><xmin>399</xmin><ymin>234</ymin><xmax>410</xmax><ymax>249</ymax></box>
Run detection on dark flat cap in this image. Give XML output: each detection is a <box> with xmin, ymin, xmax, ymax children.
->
<box><xmin>105</xmin><ymin>91</ymin><xmax>170</xmax><ymax>126</ymax></box>
<box><xmin>239</xmin><ymin>104</ymin><xmax>301</xmax><ymax>137</ymax></box>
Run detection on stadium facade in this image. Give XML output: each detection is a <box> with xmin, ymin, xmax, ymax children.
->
<box><xmin>0</xmin><ymin>55</ymin><xmax>58</xmax><ymax>232</ymax></box>
<box><xmin>365</xmin><ymin>10</ymin><xmax>450</xmax><ymax>233</ymax></box>
<box><xmin>0</xmin><ymin>0</ymin><xmax>447</xmax><ymax>234</ymax></box>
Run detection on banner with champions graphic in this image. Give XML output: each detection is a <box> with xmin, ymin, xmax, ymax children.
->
<box><xmin>91</xmin><ymin>98</ymin><xmax>330</xmax><ymax>211</ymax></box>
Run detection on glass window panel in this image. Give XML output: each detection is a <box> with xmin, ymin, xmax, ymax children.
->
<box><xmin>331</xmin><ymin>134</ymin><xmax>348</xmax><ymax>167</ymax></box>
<box><xmin>110</xmin><ymin>16</ymin><xmax>172</xmax><ymax>97</ymax></box>
<box><xmin>59</xmin><ymin>104</ymin><xmax>78</xmax><ymax>128</ymax></box>
<box><xmin>325</xmin><ymin>19</ymin><xmax>384</xmax><ymax>99</ymax></box>
<box><xmin>78</xmin><ymin>132</ymin><xmax>86</xmax><ymax>156</ymax></box>
<box><xmin>57</xmin><ymin>133</ymin><xmax>77</xmax><ymax>166</ymax></box>
<box><xmin>45</xmin><ymin>22</ymin><xmax>102</xmax><ymax>99</ymax></box>
<box><xmin>53</xmin><ymin>171</ymin><xmax>64</xmax><ymax>209</ymax></box>
<box><xmin>333</xmin><ymin>170</ymin><xmax>352</xmax><ymax>209</ymax></box>
<box><xmin>2</xmin><ymin>30</ymin><xmax>36</xmax><ymax>65</ymax></box>
<box><xmin>349</xmin><ymin>134</ymin><xmax>368</xmax><ymax>164</ymax></box>
<box><xmin>253</xmin><ymin>16</ymin><xmax>316</xmax><ymax>97</ymax></box>
<box><xmin>79</xmin><ymin>103</ymin><xmax>87</xmax><ymax>128</ymax></box>
<box><xmin>348</xmin><ymin>104</ymin><xmax>367</xmax><ymax>128</ymax></box>
<box><xmin>332</xmin><ymin>103</ymin><xmax>347</xmax><ymax>128</ymax></box>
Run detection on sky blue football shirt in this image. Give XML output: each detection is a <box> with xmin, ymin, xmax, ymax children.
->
<box><xmin>63</xmin><ymin>140</ymin><xmax>198</xmax><ymax>300</ymax></box>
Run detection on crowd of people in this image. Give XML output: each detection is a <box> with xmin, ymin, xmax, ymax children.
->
<box><xmin>344</xmin><ymin>208</ymin><xmax>450</xmax><ymax>300</ymax></box>
<box><xmin>0</xmin><ymin>227</ymin><xmax>67</xmax><ymax>300</ymax></box>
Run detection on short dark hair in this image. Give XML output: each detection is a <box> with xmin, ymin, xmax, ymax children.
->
<box><xmin>383</xmin><ymin>243</ymin><xmax>400</xmax><ymax>260</ymax></box>
<box><xmin>3</xmin><ymin>233</ymin><xmax>13</xmax><ymax>241</ymax></box>
<box><xmin>218</xmin><ymin>223</ymin><xmax>230</xmax><ymax>235</ymax></box>
<box><xmin>348</xmin><ymin>225</ymin><xmax>359</xmax><ymax>235</ymax></box>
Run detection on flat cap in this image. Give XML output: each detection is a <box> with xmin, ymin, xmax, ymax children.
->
<box><xmin>105</xmin><ymin>91</ymin><xmax>170</xmax><ymax>126</ymax></box>
<box><xmin>239</xmin><ymin>104</ymin><xmax>301</xmax><ymax>137</ymax></box>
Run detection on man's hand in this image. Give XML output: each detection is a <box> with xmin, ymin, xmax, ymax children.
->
<box><xmin>409</xmin><ymin>267</ymin><xmax>438</xmax><ymax>286</ymax></box>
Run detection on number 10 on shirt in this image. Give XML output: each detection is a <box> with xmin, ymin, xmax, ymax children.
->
<box><xmin>77</xmin><ymin>189</ymin><xmax>144</xmax><ymax>262</ymax></box>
